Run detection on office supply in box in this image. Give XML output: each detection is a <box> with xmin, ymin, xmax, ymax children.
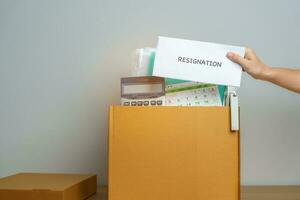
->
<box><xmin>0</xmin><ymin>173</ymin><xmax>97</xmax><ymax>200</ymax></box>
<box><xmin>132</xmin><ymin>48</ymin><xmax>156</xmax><ymax>76</ymax></box>
<box><xmin>132</xmin><ymin>47</ymin><xmax>227</xmax><ymax>104</ymax></box>
<box><xmin>153</xmin><ymin>36</ymin><xmax>245</xmax><ymax>87</ymax></box>
<box><xmin>121</xmin><ymin>76</ymin><xmax>165</xmax><ymax>106</ymax></box>
<box><xmin>165</xmin><ymin>82</ymin><xmax>222</xmax><ymax>106</ymax></box>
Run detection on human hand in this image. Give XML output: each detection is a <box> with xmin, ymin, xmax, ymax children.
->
<box><xmin>226</xmin><ymin>48</ymin><xmax>270</xmax><ymax>80</ymax></box>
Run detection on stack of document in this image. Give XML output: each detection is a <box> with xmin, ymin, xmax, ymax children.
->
<box><xmin>125</xmin><ymin>36</ymin><xmax>244</xmax><ymax>106</ymax></box>
<box><xmin>165</xmin><ymin>82</ymin><xmax>222</xmax><ymax>106</ymax></box>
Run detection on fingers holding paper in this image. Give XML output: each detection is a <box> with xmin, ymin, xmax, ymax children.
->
<box><xmin>226</xmin><ymin>47</ymin><xmax>270</xmax><ymax>80</ymax></box>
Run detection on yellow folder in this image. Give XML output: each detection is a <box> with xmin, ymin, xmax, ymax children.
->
<box><xmin>108</xmin><ymin>106</ymin><xmax>240</xmax><ymax>200</ymax></box>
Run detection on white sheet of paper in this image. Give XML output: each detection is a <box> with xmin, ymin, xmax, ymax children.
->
<box><xmin>153</xmin><ymin>36</ymin><xmax>245</xmax><ymax>87</ymax></box>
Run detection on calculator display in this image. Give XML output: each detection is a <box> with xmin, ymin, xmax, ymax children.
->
<box><xmin>123</xmin><ymin>84</ymin><xmax>163</xmax><ymax>95</ymax></box>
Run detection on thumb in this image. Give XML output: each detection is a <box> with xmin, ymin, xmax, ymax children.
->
<box><xmin>226</xmin><ymin>52</ymin><xmax>247</xmax><ymax>67</ymax></box>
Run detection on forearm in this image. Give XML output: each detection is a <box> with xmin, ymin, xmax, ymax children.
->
<box><xmin>262</xmin><ymin>67</ymin><xmax>300</xmax><ymax>93</ymax></box>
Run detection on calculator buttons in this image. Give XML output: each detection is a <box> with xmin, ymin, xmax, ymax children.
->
<box><xmin>123</xmin><ymin>99</ymin><xmax>165</xmax><ymax>106</ymax></box>
<box><xmin>150</xmin><ymin>100</ymin><xmax>156</xmax><ymax>105</ymax></box>
<box><xmin>157</xmin><ymin>100</ymin><xmax>163</xmax><ymax>105</ymax></box>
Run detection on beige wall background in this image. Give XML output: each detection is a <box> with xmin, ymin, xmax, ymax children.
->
<box><xmin>0</xmin><ymin>0</ymin><xmax>300</xmax><ymax>185</ymax></box>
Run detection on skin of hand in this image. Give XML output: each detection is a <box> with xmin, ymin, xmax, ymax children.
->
<box><xmin>226</xmin><ymin>48</ymin><xmax>269</xmax><ymax>80</ymax></box>
<box><xmin>226</xmin><ymin>48</ymin><xmax>300</xmax><ymax>93</ymax></box>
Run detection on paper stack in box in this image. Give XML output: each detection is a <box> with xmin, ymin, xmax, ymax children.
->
<box><xmin>120</xmin><ymin>36</ymin><xmax>245</xmax><ymax>107</ymax></box>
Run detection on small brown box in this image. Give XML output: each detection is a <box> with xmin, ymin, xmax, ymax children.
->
<box><xmin>0</xmin><ymin>173</ymin><xmax>97</xmax><ymax>200</ymax></box>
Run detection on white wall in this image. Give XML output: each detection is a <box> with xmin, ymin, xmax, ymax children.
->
<box><xmin>0</xmin><ymin>0</ymin><xmax>299</xmax><ymax>185</ymax></box>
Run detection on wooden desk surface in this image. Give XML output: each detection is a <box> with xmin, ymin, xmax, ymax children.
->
<box><xmin>89</xmin><ymin>186</ymin><xmax>300</xmax><ymax>200</ymax></box>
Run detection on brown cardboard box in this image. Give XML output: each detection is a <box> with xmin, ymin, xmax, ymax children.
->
<box><xmin>108</xmin><ymin>106</ymin><xmax>240</xmax><ymax>200</ymax></box>
<box><xmin>0</xmin><ymin>173</ymin><xmax>97</xmax><ymax>200</ymax></box>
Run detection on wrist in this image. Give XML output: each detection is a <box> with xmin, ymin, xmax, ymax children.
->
<box><xmin>259</xmin><ymin>65</ymin><xmax>274</xmax><ymax>81</ymax></box>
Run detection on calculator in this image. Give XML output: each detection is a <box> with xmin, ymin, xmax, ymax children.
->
<box><xmin>121</xmin><ymin>76</ymin><xmax>165</xmax><ymax>106</ymax></box>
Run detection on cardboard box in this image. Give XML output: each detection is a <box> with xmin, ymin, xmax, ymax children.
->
<box><xmin>0</xmin><ymin>173</ymin><xmax>97</xmax><ymax>200</ymax></box>
<box><xmin>108</xmin><ymin>106</ymin><xmax>240</xmax><ymax>200</ymax></box>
